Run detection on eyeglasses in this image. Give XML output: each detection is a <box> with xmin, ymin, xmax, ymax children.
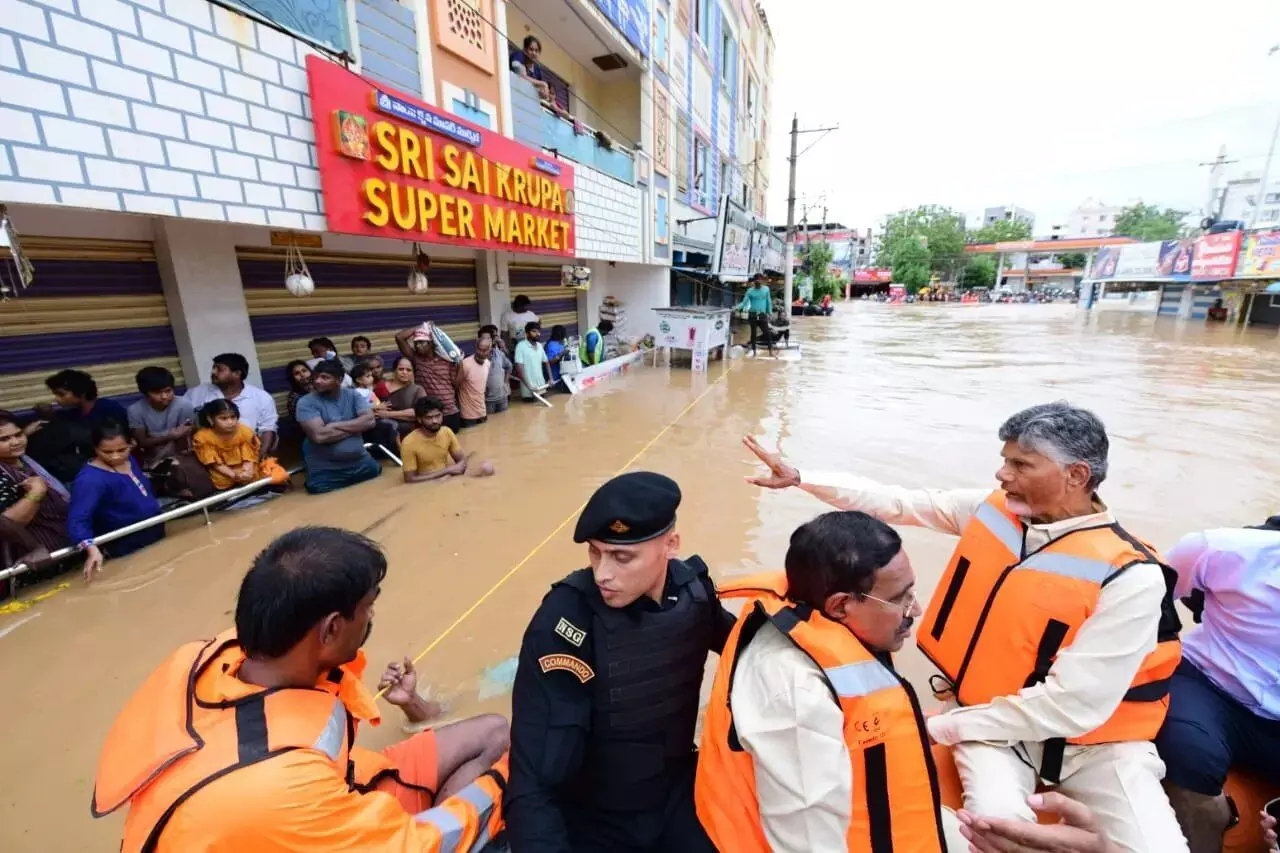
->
<box><xmin>862</xmin><ymin>589</ymin><xmax>918</xmax><ymax>614</ymax></box>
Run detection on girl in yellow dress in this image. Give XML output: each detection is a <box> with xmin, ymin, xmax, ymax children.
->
<box><xmin>193</xmin><ymin>399</ymin><xmax>288</xmax><ymax>490</ymax></box>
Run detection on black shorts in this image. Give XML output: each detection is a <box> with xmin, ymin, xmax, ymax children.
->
<box><xmin>442</xmin><ymin>411</ymin><xmax>462</xmax><ymax>432</ymax></box>
<box><xmin>1154</xmin><ymin>659</ymin><xmax>1280</xmax><ymax>795</ymax></box>
<box><xmin>459</xmin><ymin>416</ymin><xmax>487</xmax><ymax>428</ymax></box>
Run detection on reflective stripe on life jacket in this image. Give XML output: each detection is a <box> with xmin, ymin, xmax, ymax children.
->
<box><xmin>917</xmin><ymin>491</ymin><xmax>1182</xmax><ymax>780</ymax></box>
<box><xmin>697</xmin><ymin>573</ymin><xmax>946</xmax><ymax>853</ymax></box>
<box><xmin>92</xmin><ymin>630</ymin><xmax>507</xmax><ymax>853</ymax></box>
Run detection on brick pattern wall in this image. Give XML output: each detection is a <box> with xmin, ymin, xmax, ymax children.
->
<box><xmin>574</xmin><ymin>164</ymin><xmax>641</xmax><ymax>262</ymax></box>
<box><xmin>354</xmin><ymin>0</ymin><xmax>419</xmax><ymax>97</ymax></box>
<box><xmin>0</xmin><ymin>0</ymin><xmax>326</xmax><ymax>230</ymax></box>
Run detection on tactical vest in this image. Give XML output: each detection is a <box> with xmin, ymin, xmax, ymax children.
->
<box><xmin>554</xmin><ymin>556</ymin><xmax>714</xmax><ymax>812</ymax></box>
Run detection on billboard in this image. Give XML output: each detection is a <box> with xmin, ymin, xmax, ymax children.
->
<box><xmin>593</xmin><ymin>0</ymin><xmax>649</xmax><ymax>58</ymax></box>
<box><xmin>1156</xmin><ymin>238</ymin><xmax>1194</xmax><ymax>281</ymax></box>
<box><xmin>1112</xmin><ymin>242</ymin><xmax>1162</xmax><ymax>280</ymax></box>
<box><xmin>307</xmin><ymin>56</ymin><xmax>574</xmax><ymax>256</ymax></box>
<box><xmin>1091</xmin><ymin>246</ymin><xmax>1122</xmax><ymax>279</ymax></box>
<box><xmin>715</xmin><ymin>195</ymin><xmax>753</xmax><ymax>279</ymax></box>
<box><xmin>853</xmin><ymin>268</ymin><xmax>893</xmax><ymax>283</ymax></box>
<box><xmin>1236</xmin><ymin>230</ymin><xmax>1280</xmax><ymax>278</ymax></box>
<box><xmin>1191</xmin><ymin>231</ymin><xmax>1242</xmax><ymax>280</ymax></box>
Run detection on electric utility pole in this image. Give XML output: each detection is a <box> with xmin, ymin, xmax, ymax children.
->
<box><xmin>783</xmin><ymin>115</ymin><xmax>839</xmax><ymax>309</ymax></box>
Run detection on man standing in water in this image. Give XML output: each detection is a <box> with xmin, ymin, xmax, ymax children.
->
<box><xmin>504</xmin><ymin>472</ymin><xmax>734</xmax><ymax>852</ymax></box>
<box><xmin>735</xmin><ymin>274</ymin><xmax>775</xmax><ymax>358</ymax></box>
<box><xmin>744</xmin><ymin>401</ymin><xmax>1188</xmax><ymax>852</ymax></box>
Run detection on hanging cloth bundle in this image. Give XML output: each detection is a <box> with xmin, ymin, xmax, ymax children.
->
<box><xmin>283</xmin><ymin>239</ymin><xmax>314</xmax><ymax>297</ymax></box>
<box><xmin>407</xmin><ymin>243</ymin><xmax>430</xmax><ymax>294</ymax></box>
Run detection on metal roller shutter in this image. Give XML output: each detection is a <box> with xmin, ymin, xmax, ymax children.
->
<box><xmin>507</xmin><ymin>263</ymin><xmax>580</xmax><ymax>339</ymax></box>
<box><xmin>237</xmin><ymin>248</ymin><xmax>480</xmax><ymax>415</ymax></box>
<box><xmin>0</xmin><ymin>237</ymin><xmax>183</xmax><ymax>414</ymax></box>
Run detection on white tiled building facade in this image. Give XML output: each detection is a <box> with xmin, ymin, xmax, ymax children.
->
<box><xmin>1</xmin><ymin>0</ymin><xmax>325</xmax><ymax>228</ymax></box>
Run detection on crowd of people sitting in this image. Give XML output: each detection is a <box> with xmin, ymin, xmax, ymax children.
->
<box><xmin>0</xmin><ymin>295</ymin><xmax>606</xmax><ymax>593</ymax></box>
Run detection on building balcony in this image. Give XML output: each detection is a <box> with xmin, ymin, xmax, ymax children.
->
<box><xmin>510</xmin><ymin>75</ymin><xmax>635</xmax><ymax>185</ymax></box>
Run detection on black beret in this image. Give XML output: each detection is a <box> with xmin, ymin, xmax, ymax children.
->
<box><xmin>573</xmin><ymin>472</ymin><xmax>682</xmax><ymax>545</ymax></box>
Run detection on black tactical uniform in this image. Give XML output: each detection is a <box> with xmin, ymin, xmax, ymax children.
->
<box><xmin>504</xmin><ymin>472</ymin><xmax>734</xmax><ymax>853</ymax></box>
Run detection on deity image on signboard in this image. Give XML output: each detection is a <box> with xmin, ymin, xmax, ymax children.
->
<box><xmin>333</xmin><ymin>111</ymin><xmax>371</xmax><ymax>160</ymax></box>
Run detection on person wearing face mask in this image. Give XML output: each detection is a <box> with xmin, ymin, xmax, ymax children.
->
<box><xmin>92</xmin><ymin>527</ymin><xmax>510</xmax><ymax>852</ymax></box>
<box><xmin>505</xmin><ymin>472</ymin><xmax>736</xmax><ymax>853</ymax></box>
<box><xmin>697</xmin><ymin>510</ymin><xmax>964</xmax><ymax>853</ymax></box>
<box><xmin>744</xmin><ymin>401</ymin><xmax>1187</xmax><ymax>853</ymax></box>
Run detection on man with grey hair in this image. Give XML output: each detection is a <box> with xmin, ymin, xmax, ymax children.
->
<box><xmin>744</xmin><ymin>401</ymin><xmax>1187</xmax><ymax>852</ymax></box>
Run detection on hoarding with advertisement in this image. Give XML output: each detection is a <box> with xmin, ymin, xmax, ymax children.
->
<box><xmin>592</xmin><ymin>0</ymin><xmax>648</xmax><ymax>58</ymax></box>
<box><xmin>1237</xmin><ymin>231</ymin><xmax>1280</xmax><ymax>278</ymax></box>
<box><xmin>1091</xmin><ymin>246</ymin><xmax>1122</xmax><ymax>279</ymax></box>
<box><xmin>1191</xmin><ymin>231</ymin><xmax>1242</xmax><ymax>280</ymax></box>
<box><xmin>762</xmin><ymin>233</ymin><xmax>784</xmax><ymax>273</ymax></box>
<box><xmin>1112</xmin><ymin>242</ymin><xmax>1162</xmax><ymax>280</ymax></box>
<box><xmin>715</xmin><ymin>194</ymin><xmax>752</xmax><ymax>279</ymax></box>
<box><xmin>306</xmin><ymin>56</ymin><xmax>575</xmax><ymax>256</ymax></box>
<box><xmin>1156</xmin><ymin>238</ymin><xmax>1194</xmax><ymax>281</ymax></box>
<box><xmin>853</xmin><ymin>268</ymin><xmax>893</xmax><ymax>283</ymax></box>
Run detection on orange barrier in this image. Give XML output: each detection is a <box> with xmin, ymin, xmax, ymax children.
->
<box><xmin>932</xmin><ymin>742</ymin><xmax>1277</xmax><ymax>848</ymax></box>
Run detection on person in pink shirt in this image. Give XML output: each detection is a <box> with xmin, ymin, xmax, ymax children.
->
<box><xmin>455</xmin><ymin>333</ymin><xmax>494</xmax><ymax>429</ymax></box>
<box><xmin>1156</xmin><ymin>516</ymin><xmax>1280</xmax><ymax>853</ymax></box>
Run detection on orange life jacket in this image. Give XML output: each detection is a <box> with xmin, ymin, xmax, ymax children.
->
<box><xmin>92</xmin><ymin>631</ymin><xmax>506</xmax><ymax>852</ymax></box>
<box><xmin>917</xmin><ymin>490</ymin><xmax>1182</xmax><ymax>780</ymax></box>
<box><xmin>696</xmin><ymin>573</ymin><xmax>946</xmax><ymax>853</ymax></box>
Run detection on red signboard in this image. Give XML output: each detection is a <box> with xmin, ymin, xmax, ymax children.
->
<box><xmin>853</xmin><ymin>268</ymin><xmax>893</xmax><ymax>283</ymax></box>
<box><xmin>306</xmin><ymin>55</ymin><xmax>575</xmax><ymax>256</ymax></box>
<box><xmin>1190</xmin><ymin>231</ymin><xmax>1242</xmax><ymax>281</ymax></box>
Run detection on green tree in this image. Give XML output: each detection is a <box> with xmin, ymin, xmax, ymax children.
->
<box><xmin>1056</xmin><ymin>251</ymin><xmax>1088</xmax><ymax>269</ymax></box>
<box><xmin>970</xmin><ymin>219</ymin><xmax>1032</xmax><ymax>245</ymax></box>
<box><xmin>1112</xmin><ymin>203</ymin><xmax>1187</xmax><ymax>241</ymax></box>
<box><xmin>877</xmin><ymin>205</ymin><xmax>967</xmax><ymax>281</ymax></box>
<box><xmin>802</xmin><ymin>240</ymin><xmax>839</xmax><ymax>301</ymax></box>
<box><xmin>958</xmin><ymin>256</ymin><xmax>997</xmax><ymax>288</ymax></box>
<box><xmin>890</xmin><ymin>236</ymin><xmax>932</xmax><ymax>292</ymax></box>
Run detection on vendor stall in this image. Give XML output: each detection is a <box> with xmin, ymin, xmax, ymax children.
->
<box><xmin>653</xmin><ymin>307</ymin><xmax>733</xmax><ymax>372</ymax></box>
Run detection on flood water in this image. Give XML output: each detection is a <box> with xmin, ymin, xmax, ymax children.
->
<box><xmin>3</xmin><ymin>303</ymin><xmax>1278</xmax><ymax>850</ymax></box>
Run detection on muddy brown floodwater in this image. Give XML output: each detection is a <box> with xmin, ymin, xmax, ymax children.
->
<box><xmin>2</xmin><ymin>303</ymin><xmax>1278</xmax><ymax>850</ymax></box>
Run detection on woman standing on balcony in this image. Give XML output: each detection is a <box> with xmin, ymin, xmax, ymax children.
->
<box><xmin>510</xmin><ymin>35</ymin><xmax>552</xmax><ymax>104</ymax></box>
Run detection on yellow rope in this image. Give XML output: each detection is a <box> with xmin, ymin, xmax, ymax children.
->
<box><xmin>376</xmin><ymin>365</ymin><xmax>736</xmax><ymax>700</ymax></box>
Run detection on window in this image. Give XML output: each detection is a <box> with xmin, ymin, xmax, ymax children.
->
<box><xmin>654</xmin><ymin>9</ymin><xmax>668</xmax><ymax>69</ymax></box>
<box><xmin>721</xmin><ymin>32</ymin><xmax>734</xmax><ymax>86</ymax></box>
<box><xmin>694</xmin><ymin>0</ymin><xmax>710</xmax><ymax>45</ymax></box>
<box><xmin>720</xmin><ymin>158</ymin><xmax>733</xmax><ymax>198</ymax></box>
<box><xmin>693</xmin><ymin>136</ymin><xmax>710</xmax><ymax>208</ymax></box>
<box><xmin>746</xmin><ymin>76</ymin><xmax>758</xmax><ymax>125</ymax></box>
<box><xmin>676</xmin><ymin>112</ymin><xmax>691</xmax><ymax>195</ymax></box>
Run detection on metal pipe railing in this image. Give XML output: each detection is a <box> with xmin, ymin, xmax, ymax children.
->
<box><xmin>1</xmin><ymin>442</ymin><xmax>404</xmax><ymax>585</ymax></box>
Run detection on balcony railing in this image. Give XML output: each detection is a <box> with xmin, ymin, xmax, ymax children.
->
<box><xmin>220</xmin><ymin>0</ymin><xmax>351</xmax><ymax>55</ymax></box>
<box><xmin>509</xmin><ymin>74</ymin><xmax>635</xmax><ymax>186</ymax></box>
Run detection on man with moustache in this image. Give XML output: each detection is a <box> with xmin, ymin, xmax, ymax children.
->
<box><xmin>744</xmin><ymin>401</ymin><xmax>1188</xmax><ymax>852</ymax></box>
<box><xmin>697</xmin><ymin>510</ymin><xmax>965</xmax><ymax>852</ymax></box>
<box><xmin>504</xmin><ymin>472</ymin><xmax>735</xmax><ymax>852</ymax></box>
<box><xmin>92</xmin><ymin>526</ymin><xmax>510</xmax><ymax>851</ymax></box>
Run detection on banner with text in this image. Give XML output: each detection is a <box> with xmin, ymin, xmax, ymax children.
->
<box><xmin>1191</xmin><ymin>231</ymin><xmax>1242</xmax><ymax>280</ymax></box>
<box><xmin>307</xmin><ymin>56</ymin><xmax>574</xmax><ymax>256</ymax></box>
<box><xmin>1237</xmin><ymin>230</ymin><xmax>1280</xmax><ymax>278</ymax></box>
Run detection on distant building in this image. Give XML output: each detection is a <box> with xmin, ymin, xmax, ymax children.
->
<box><xmin>1218</xmin><ymin>175</ymin><xmax>1280</xmax><ymax>229</ymax></box>
<box><xmin>982</xmin><ymin>205</ymin><xmax>1036</xmax><ymax>231</ymax></box>
<box><xmin>1065</xmin><ymin>198</ymin><xmax>1124</xmax><ymax>238</ymax></box>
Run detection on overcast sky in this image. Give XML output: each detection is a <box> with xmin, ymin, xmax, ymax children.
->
<box><xmin>762</xmin><ymin>0</ymin><xmax>1280</xmax><ymax>233</ymax></box>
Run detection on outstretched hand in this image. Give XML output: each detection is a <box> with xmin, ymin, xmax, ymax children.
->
<box><xmin>957</xmin><ymin>792</ymin><xmax>1118</xmax><ymax>853</ymax></box>
<box><xmin>742</xmin><ymin>435</ymin><xmax>801</xmax><ymax>490</ymax></box>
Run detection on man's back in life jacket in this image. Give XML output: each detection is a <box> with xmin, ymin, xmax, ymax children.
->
<box><xmin>93</xmin><ymin>632</ymin><xmax>504</xmax><ymax>853</ymax></box>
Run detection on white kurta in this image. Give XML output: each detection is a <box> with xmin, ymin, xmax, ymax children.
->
<box><xmin>774</xmin><ymin>471</ymin><xmax>1189</xmax><ymax>853</ymax></box>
